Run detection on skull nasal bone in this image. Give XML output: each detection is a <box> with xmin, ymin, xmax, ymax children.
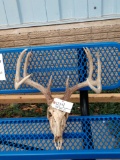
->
<box><xmin>55</xmin><ymin>136</ymin><xmax>60</xmax><ymax>140</ymax></box>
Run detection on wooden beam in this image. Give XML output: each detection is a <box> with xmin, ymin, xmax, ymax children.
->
<box><xmin>0</xmin><ymin>93</ymin><xmax>120</xmax><ymax>104</ymax></box>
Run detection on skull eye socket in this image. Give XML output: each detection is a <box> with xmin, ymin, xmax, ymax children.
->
<box><xmin>48</xmin><ymin>111</ymin><xmax>52</xmax><ymax>117</ymax></box>
<box><xmin>64</xmin><ymin>113</ymin><xmax>68</xmax><ymax>118</ymax></box>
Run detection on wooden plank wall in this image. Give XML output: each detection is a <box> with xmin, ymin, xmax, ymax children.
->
<box><xmin>0</xmin><ymin>0</ymin><xmax>120</xmax><ymax>29</ymax></box>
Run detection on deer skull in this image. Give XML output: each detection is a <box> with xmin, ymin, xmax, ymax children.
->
<box><xmin>14</xmin><ymin>47</ymin><xmax>102</xmax><ymax>150</ymax></box>
<box><xmin>47</xmin><ymin>106</ymin><xmax>69</xmax><ymax>150</ymax></box>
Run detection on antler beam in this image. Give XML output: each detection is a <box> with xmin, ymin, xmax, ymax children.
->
<box><xmin>14</xmin><ymin>49</ymin><xmax>53</xmax><ymax>105</ymax></box>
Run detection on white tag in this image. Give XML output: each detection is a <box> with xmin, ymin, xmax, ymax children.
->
<box><xmin>0</xmin><ymin>54</ymin><xmax>6</xmax><ymax>80</ymax></box>
<box><xmin>52</xmin><ymin>98</ymin><xmax>73</xmax><ymax>113</ymax></box>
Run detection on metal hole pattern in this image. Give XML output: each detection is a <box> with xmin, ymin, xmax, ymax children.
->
<box><xmin>0</xmin><ymin>44</ymin><xmax>120</xmax><ymax>93</ymax></box>
<box><xmin>0</xmin><ymin>116</ymin><xmax>119</xmax><ymax>151</ymax></box>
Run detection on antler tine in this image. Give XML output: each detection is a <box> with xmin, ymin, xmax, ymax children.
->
<box><xmin>45</xmin><ymin>75</ymin><xmax>53</xmax><ymax>105</ymax></box>
<box><xmin>62</xmin><ymin>47</ymin><xmax>102</xmax><ymax>101</ymax></box>
<box><xmin>15</xmin><ymin>49</ymin><xmax>31</xmax><ymax>90</ymax></box>
<box><xmin>66</xmin><ymin>76</ymin><xmax>69</xmax><ymax>89</ymax></box>
<box><xmin>83</xmin><ymin>47</ymin><xmax>93</xmax><ymax>80</ymax></box>
<box><xmin>24</xmin><ymin>51</ymin><xmax>32</xmax><ymax>77</ymax></box>
<box><xmin>15</xmin><ymin>49</ymin><xmax>27</xmax><ymax>82</ymax></box>
<box><xmin>62</xmin><ymin>76</ymin><xmax>71</xmax><ymax>101</ymax></box>
<box><xmin>87</xmin><ymin>52</ymin><xmax>102</xmax><ymax>93</ymax></box>
<box><xmin>47</xmin><ymin>75</ymin><xmax>52</xmax><ymax>90</ymax></box>
<box><xmin>97</xmin><ymin>53</ymin><xmax>102</xmax><ymax>92</ymax></box>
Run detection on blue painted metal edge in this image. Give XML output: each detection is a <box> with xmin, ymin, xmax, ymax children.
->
<box><xmin>0</xmin><ymin>83</ymin><xmax>119</xmax><ymax>94</ymax></box>
<box><xmin>0</xmin><ymin>149</ymin><xmax>120</xmax><ymax>159</ymax></box>
<box><xmin>0</xmin><ymin>41</ymin><xmax>119</xmax><ymax>52</ymax></box>
<box><xmin>0</xmin><ymin>115</ymin><xmax>119</xmax><ymax>121</ymax></box>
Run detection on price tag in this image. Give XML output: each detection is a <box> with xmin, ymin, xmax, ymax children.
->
<box><xmin>52</xmin><ymin>98</ymin><xmax>73</xmax><ymax>113</ymax></box>
<box><xmin>0</xmin><ymin>54</ymin><xmax>6</xmax><ymax>80</ymax></box>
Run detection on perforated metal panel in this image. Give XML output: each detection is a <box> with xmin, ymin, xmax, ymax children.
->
<box><xmin>0</xmin><ymin>115</ymin><xmax>120</xmax><ymax>159</ymax></box>
<box><xmin>0</xmin><ymin>42</ymin><xmax>120</xmax><ymax>94</ymax></box>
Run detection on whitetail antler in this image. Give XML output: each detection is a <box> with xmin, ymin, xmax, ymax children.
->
<box><xmin>63</xmin><ymin>47</ymin><xmax>102</xmax><ymax>101</ymax></box>
<box><xmin>14</xmin><ymin>49</ymin><xmax>53</xmax><ymax>105</ymax></box>
<box><xmin>14</xmin><ymin>49</ymin><xmax>68</xmax><ymax>150</ymax></box>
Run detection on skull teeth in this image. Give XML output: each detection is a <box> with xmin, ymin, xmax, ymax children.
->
<box><xmin>54</xmin><ymin>138</ymin><xmax>62</xmax><ymax>150</ymax></box>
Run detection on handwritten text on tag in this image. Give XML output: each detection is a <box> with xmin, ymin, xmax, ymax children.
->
<box><xmin>52</xmin><ymin>98</ymin><xmax>73</xmax><ymax>113</ymax></box>
<box><xmin>0</xmin><ymin>54</ymin><xmax>6</xmax><ymax>80</ymax></box>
